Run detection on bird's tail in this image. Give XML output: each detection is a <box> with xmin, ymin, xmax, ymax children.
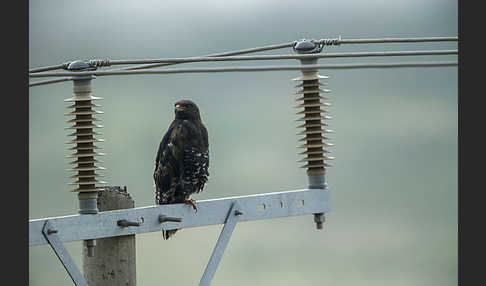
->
<box><xmin>162</xmin><ymin>229</ymin><xmax>178</xmax><ymax>240</ymax></box>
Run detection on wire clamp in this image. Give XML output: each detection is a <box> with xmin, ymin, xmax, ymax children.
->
<box><xmin>318</xmin><ymin>36</ymin><xmax>342</xmax><ymax>46</ymax></box>
<box><xmin>89</xmin><ymin>59</ymin><xmax>111</xmax><ymax>68</ymax></box>
<box><xmin>64</xmin><ymin>60</ymin><xmax>99</xmax><ymax>71</ymax></box>
<box><xmin>293</xmin><ymin>39</ymin><xmax>324</xmax><ymax>54</ymax></box>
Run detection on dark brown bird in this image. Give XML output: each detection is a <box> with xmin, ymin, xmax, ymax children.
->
<box><xmin>154</xmin><ymin>100</ymin><xmax>209</xmax><ymax>239</ymax></box>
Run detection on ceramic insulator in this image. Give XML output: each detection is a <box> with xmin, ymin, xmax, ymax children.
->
<box><xmin>293</xmin><ymin>70</ymin><xmax>334</xmax><ymax>176</ymax></box>
<box><xmin>65</xmin><ymin>80</ymin><xmax>107</xmax><ymax>193</ymax></box>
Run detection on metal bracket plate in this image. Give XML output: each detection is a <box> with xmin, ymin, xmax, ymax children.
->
<box><xmin>199</xmin><ymin>201</ymin><xmax>241</xmax><ymax>286</ymax></box>
<box><xmin>42</xmin><ymin>220</ymin><xmax>89</xmax><ymax>286</ymax></box>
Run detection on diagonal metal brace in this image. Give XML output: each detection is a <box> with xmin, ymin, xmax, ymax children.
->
<box><xmin>199</xmin><ymin>201</ymin><xmax>242</xmax><ymax>286</ymax></box>
<box><xmin>42</xmin><ymin>220</ymin><xmax>89</xmax><ymax>286</ymax></box>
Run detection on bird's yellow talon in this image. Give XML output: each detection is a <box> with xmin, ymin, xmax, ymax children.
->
<box><xmin>184</xmin><ymin>198</ymin><xmax>198</xmax><ymax>212</ymax></box>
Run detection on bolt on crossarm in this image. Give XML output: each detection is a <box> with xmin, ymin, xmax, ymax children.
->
<box><xmin>64</xmin><ymin>60</ymin><xmax>107</xmax><ymax>257</ymax></box>
<box><xmin>293</xmin><ymin>39</ymin><xmax>334</xmax><ymax>229</ymax></box>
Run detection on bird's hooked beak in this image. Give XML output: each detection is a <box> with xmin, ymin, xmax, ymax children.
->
<box><xmin>174</xmin><ymin>104</ymin><xmax>184</xmax><ymax>113</ymax></box>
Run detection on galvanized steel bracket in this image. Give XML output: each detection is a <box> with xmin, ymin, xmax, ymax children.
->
<box><xmin>30</xmin><ymin>189</ymin><xmax>330</xmax><ymax>247</ymax></box>
<box><xmin>199</xmin><ymin>201</ymin><xmax>242</xmax><ymax>286</ymax></box>
<box><xmin>42</xmin><ymin>220</ymin><xmax>89</xmax><ymax>286</ymax></box>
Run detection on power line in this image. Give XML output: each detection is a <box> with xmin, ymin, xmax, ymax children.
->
<box><xmin>29</xmin><ymin>61</ymin><xmax>457</xmax><ymax>79</ymax></box>
<box><xmin>29</xmin><ymin>36</ymin><xmax>458</xmax><ymax>73</ymax></box>
<box><xmin>29</xmin><ymin>77</ymin><xmax>73</xmax><ymax>87</ymax></box>
<box><xmin>337</xmin><ymin>36</ymin><xmax>458</xmax><ymax>44</ymax></box>
<box><xmin>29</xmin><ymin>63</ymin><xmax>69</xmax><ymax>73</ymax></box>
<box><xmin>28</xmin><ymin>42</ymin><xmax>295</xmax><ymax>74</ymax></box>
<box><xmin>99</xmin><ymin>50</ymin><xmax>458</xmax><ymax>66</ymax></box>
<box><xmin>102</xmin><ymin>42</ymin><xmax>297</xmax><ymax>72</ymax></box>
<box><xmin>118</xmin><ymin>36</ymin><xmax>458</xmax><ymax>71</ymax></box>
<box><xmin>28</xmin><ymin>49</ymin><xmax>458</xmax><ymax>86</ymax></box>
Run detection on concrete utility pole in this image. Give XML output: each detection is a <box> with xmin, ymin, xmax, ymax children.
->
<box><xmin>82</xmin><ymin>186</ymin><xmax>136</xmax><ymax>286</ymax></box>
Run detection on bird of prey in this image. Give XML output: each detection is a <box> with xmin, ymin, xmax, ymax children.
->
<box><xmin>154</xmin><ymin>100</ymin><xmax>209</xmax><ymax>239</ymax></box>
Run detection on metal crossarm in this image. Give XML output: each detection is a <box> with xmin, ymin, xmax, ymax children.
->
<box><xmin>29</xmin><ymin>189</ymin><xmax>329</xmax><ymax>246</ymax></box>
<box><xmin>42</xmin><ymin>221</ymin><xmax>89</xmax><ymax>286</ymax></box>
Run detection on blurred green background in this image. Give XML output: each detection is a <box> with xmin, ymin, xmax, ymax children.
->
<box><xmin>29</xmin><ymin>0</ymin><xmax>457</xmax><ymax>285</ymax></box>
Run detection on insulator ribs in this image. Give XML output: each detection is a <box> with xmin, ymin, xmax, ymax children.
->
<box><xmin>65</xmin><ymin>82</ymin><xmax>106</xmax><ymax>192</ymax></box>
<box><xmin>293</xmin><ymin>70</ymin><xmax>333</xmax><ymax>175</ymax></box>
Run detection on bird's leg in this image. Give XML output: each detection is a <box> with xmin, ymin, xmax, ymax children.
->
<box><xmin>184</xmin><ymin>198</ymin><xmax>198</xmax><ymax>212</ymax></box>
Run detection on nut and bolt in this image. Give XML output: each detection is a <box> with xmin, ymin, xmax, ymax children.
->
<box><xmin>314</xmin><ymin>213</ymin><xmax>326</xmax><ymax>230</ymax></box>
<box><xmin>47</xmin><ymin>229</ymin><xmax>58</xmax><ymax>235</ymax></box>
<box><xmin>85</xmin><ymin>239</ymin><xmax>96</xmax><ymax>257</ymax></box>
<box><xmin>158</xmin><ymin>215</ymin><xmax>182</xmax><ymax>223</ymax></box>
<box><xmin>117</xmin><ymin>219</ymin><xmax>142</xmax><ymax>227</ymax></box>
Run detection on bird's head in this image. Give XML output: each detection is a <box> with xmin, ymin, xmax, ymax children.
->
<box><xmin>174</xmin><ymin>100</ymin><xmax>201</xmax><ymax>121</ymax></box>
